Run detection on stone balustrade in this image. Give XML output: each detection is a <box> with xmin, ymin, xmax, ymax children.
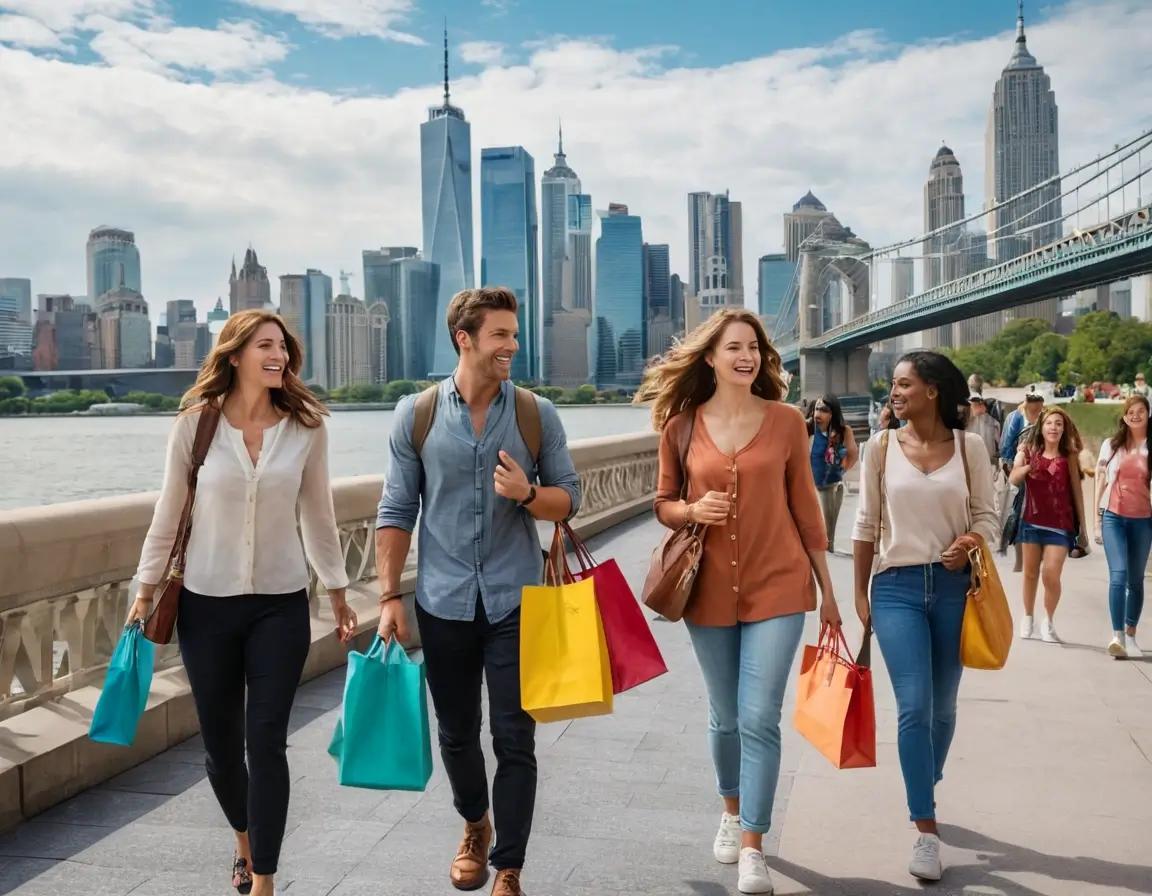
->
<box><xmin>0</xmin><ymin>430</ymin><xmax>658</xmax><ymax>829</ymax></box>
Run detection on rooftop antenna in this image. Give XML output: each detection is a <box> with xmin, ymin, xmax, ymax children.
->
<box><xmin>443</xmin><ymin>20</ymin><xmax>450</xmax><ymax>107</ymax></box>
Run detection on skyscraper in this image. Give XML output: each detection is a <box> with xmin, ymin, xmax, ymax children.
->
<box><xmin>86</xmin><ymin>227</ymin><xmax>141</xmax><ymax>302</ymax></box>
<box><xmin>921</xmin><ymin>145</ymin><xmax>965</xmax><ymax>348</ymax></box>
<box><xmin>756</xmin><ymin>254</ymin><xmax>795</xmax><ymax>337</ymax></box>
<box><xmin>421</xmin><ymin>29</ymin><xmax>474</xmax><ymax>376</ymax></box>
<box><xmin>783</xmin><ymin>193</ymin><xmax>832</xmax><ymax>262</ymax></box>
<box><xmin>481</xmin><ymin>146</ymin><xmax>539</xmax><ymax>381</ymax></box>
<box><xmin>688</xmin><ymin>191</ymin><xmax>743</xmax><ymax>319</ymax></box>
<box><xmin>0</xmin><ymin>278</ymin><xmax>33</xmax><ymax>359</ymax></box>
<box><xmin>229</xmin><ymin>248</ymin><xmax>271</xmax><ymax>314</ymax></box>
<box><xmin>364</xmin><ymin>249</ymin><xmax>440</xmax><ymax>382</ymax></box>
<box><xmin>303</xmin><ymin>269</ymin><xmax>332</xmax><ymax>387</ymax></box>
<box><xmin>984</xmin><ymin>0</ymin><xmax>1061</xmax><ymax>328</ymax></box>
<box><xmin>643</xmin><ymin>243</ymin><xmax>672</xmax><ymax>357</ymax></box>
<box><xmin>593</xmin><ymin>205</ymin><xmax>644</xmax><ymax>390</ymax></box>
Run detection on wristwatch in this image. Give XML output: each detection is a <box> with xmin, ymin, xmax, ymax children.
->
<box><xmin>519</xmin><ymin>485</ymin><xmax>538</xmax><ymax>507</ymax></box>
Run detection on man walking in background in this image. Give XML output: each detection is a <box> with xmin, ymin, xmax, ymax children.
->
<box><xmin>999</xmin><ymin>391</ymin><xmax>1045</xmax><ymax>571</ymax></box>
<box><xmin>969</xmin><ymin>373</ymin><xmax>1003</xmax><ymax>426</ymax></box>
<box><xmin>374</xmin><ymin>287</ymin><xmax>581</xmax><ymax>896</ymax></box>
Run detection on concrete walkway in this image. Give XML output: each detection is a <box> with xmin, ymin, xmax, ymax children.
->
<box><xmin>0</xmin><ymin>505</ymin><xmax>1150</xmax><ymax>895</ymax></box>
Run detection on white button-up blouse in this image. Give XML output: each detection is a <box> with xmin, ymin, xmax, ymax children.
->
<box><xmin>136</xmin><ymin>408</ymin><xmax>350</xmax><ymax>596</ymax></box>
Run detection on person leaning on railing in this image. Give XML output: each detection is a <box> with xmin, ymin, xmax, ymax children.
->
<box><xmin>127</xmin><ymin>310</ymin><xmax>356</xmax><ymax>896</ymax></box>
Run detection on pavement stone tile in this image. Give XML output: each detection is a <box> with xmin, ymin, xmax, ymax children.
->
<box><xmin>0</xmin><ymin>858</ymin><xmax>148</xmax><ymax>895</ymax></box>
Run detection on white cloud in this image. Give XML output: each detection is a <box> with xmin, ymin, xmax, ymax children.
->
<box><xmin>481</xmin><ymin>0</ymin><xmax>517</xmax><ymax>15</ymax></box>
<box><xmin>235</xmin><ymin>0</ymin><xmax>422</xmax><ymax>43</ymax></box>
<box><xmin>459</xmin><ymin>40</ymin><xmax>506</xmax><ymax>66</ymax></box>
<box><xmin>0</xmin><ymin>0</ymin><xmax>152</xmax><ymax>32</ymax></box>
<box><xmin>0</xmin><ymin>0</ymin><xmax>1150</xmax><ymax>322</ymax></box>
<box><xmin>86</xmin><ymin>16</ymin><xmax>291</xmax><ymax>75</ymax></box>
<box><xmin>0</xmin><ymin>14</ymin><xmax>67</xmax><ymax>49</ymax></box>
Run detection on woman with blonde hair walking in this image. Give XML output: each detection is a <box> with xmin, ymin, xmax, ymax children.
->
<box><xmin>636</xmin><ymin>307</ymin><xmax>840</xmax><ymax>895</ymax></box>
<box><xmin>128</xmin><ymin>310</ymin><xmax>357</xmax><ymax>896</ymax></box>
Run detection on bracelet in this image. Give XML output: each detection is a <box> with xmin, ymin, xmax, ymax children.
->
<box><xmin>379</xmin><ymin>590</ymin><xmax>403</xmax><ymax>604</ymax></box>
<box><xmin>685</xmin><ymin>504</ymin><xmax>694</xmax><ymax>525</ymax></box>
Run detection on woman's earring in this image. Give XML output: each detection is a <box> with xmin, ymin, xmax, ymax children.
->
<box><xmin>927</xmin><ymin>390</ymin><xmax>937</xmax><ymax>400</ymax></box>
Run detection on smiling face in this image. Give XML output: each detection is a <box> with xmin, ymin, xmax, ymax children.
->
<box><xmin>707</xmin><ymin>321</ymin><xmax>760</xmax><ymax>388</ymax></box>
<box><xmin>1041</xmin><ymin>411</ymin><xmax>1065</xmax><ymax>446</ymax></box>
<box><xmin>458</xmin><ymin>308</ymin><xmax>519</xmax><ymax>382</ymax></box>
<box><xmin>889</xmin><ymin>361</ymin><xmax>934</xmax><ymax>421</ymax></box>
<box><xmin>1124</xmin><ymin>399</ymin><xmax>1149</xmax><ymax>434</ymax></box>
<box><xmin>233</xmin><ymin>321</ymin><xmax>288</xmax><ymax>390</ymax></box>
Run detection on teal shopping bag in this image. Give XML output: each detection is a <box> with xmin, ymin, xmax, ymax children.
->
<box><xmin>89</xmin><ymin>622</ymin><xmax>155</xmax><ymax>746</ymax></box>
<box><xmin>327</xmin><ymin>636</ymin><xmax>433</xmax><ymax>791</ymax></box>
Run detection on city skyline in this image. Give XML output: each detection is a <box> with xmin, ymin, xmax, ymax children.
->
<box><xmin>1</xmin><ymin>1</ymin><xmax>1148</xmax><ymax>318</ymax></box>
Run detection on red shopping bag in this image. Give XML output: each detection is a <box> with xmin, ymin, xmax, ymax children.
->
<box><xmin>792</xmin><ymin>625</ymin><xmax>876</xmax><ymax>770</ymax></box>
<box><xmin>561</xmin><ymin>522</ymin><xmax>668</xmax><ymax>694</ymax></box>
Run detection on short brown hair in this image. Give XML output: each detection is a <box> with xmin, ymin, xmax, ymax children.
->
<box><xmin>446</xmin><ymin>287</ymin><xmax>519</xmax><ymax>355</ymax></box>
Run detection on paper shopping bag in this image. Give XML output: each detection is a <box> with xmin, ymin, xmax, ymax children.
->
<box><xmin>328</xmin><ymin>636</ymin><xmax>434</xmax><ymax>791</ymax></box>
<box><xmin>562</xmin><ymin>522</ymin><xmax>667</xmax><ymax>694</ymax></box>
<box><xmin>520</xmin><ymin>530</ymin><xmax>613</xmax><ymax>722</ymax></box>
<box><xmin>793</xmin><ymin>626</ymin><xmax>876</xmax><ymax>770</ymax></box>
<box><xmin>89</xmin><ymin>622</ymin><xmax>155</xmax><ymax>746</ymax></box>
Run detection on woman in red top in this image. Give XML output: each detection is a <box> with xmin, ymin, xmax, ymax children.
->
<box><xmin>1008</xmin><ymin>407</ymin><xmax>1087</xmax><ymax>643</ymax></box>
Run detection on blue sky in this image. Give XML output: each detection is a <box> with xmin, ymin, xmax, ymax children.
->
<box><xmin>0</xmin><ymin>0</ymin><xmax>1149</xmax><ymax>316</ymax></box>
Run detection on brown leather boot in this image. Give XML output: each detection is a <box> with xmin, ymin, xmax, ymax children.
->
<box><xmin>449</xmin><ymin>817</ymin><xmax>492</xmax><ymax>890</ymax></box>
<box><xmin>491</xmin><ymin>869</ymin><xmax>525</xmax><ymax>896</ymax></box>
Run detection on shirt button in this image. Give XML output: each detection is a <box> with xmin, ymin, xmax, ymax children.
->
<box><xmin>730</xmin><ymin>560</ymin><xmax>736</xmax><ymax>567</ymax></box>
<box><xmin>730</xmin><ymin>534</ymin><xmax>736</xmax><ymax>540</ymax></box>
<box><xmin>732</xmin><ymin>586</ymin><xmax>739</xmax><ymax>593</ymax></box>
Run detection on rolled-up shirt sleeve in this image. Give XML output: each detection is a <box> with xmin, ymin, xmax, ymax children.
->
<box><xmin>376</xmin><ymin>394</ymin><xmax>422</xmax><ymax>532</ymax></box>
<box><xmin>965</xmin><ymin>432</ymin><xmax>1000</xmax><ymax>545</ymax></box>
<box><xmin>851</xmin><ymin>432</ymin><xmax>884</xmax><ymax>544</ymax></box>
<box><xmin>535</xmin><ymin>397</ymin><xmax>581</xmax><ymax>518</ymax></box>
<box><xmin>299</xmin><ymin>420</ymin><xmax>350</xmax><ymax>591</ymax></box>
<box><xmin>784</xmin><ymin>407</ymin><xmax>829</xmax><ymax>551</ymax></box>
<box><xmin>136</xmin><ymin>413</ymin><xmax>194</xmax><ymax>586</ymax></box>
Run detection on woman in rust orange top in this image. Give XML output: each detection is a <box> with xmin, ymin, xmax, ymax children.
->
<box><xmin>636</xmin><ymin>308</ymin><xmax>839</xmax><ymax>896</ymax></box>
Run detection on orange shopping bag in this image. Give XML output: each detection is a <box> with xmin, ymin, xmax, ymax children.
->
<box><xmin>792</xmin><ymin>625</ymin><xmax>876</xmax><ymax>770</ymax></box>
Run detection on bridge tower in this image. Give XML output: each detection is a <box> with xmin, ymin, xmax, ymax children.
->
<box><xmin>796</xmin><ymin>217</ymin><xmax>874</xmax><ymax>401</ymax></box>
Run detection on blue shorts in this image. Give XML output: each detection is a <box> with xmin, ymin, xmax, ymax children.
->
<box><xmin>1018</xmin><ymin>522</ymin><xmax>1073</xmax><ymax>550</ymax></box>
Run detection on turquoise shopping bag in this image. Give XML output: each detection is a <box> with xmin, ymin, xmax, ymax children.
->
<box><xmin>327</xmin><ymin>636</ymin><xmax>433</xmax><ymax>791</ymax></box>
<box><xmin>89</xmin><ymin>622</ymin><xmax>155</xmax><ymax>746</ymax></box>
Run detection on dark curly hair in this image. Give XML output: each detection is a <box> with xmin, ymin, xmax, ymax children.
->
<box><xmin>896</xmin><ymin>350</ymin><xmax>969</xmax><ymax>430</ymax></box>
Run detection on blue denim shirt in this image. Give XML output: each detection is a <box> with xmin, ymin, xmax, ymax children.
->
<box><xmin>375</xmin><ymin>377</ymin><xmax>582</xmax><ymax>624</ymax></box>
<box><xmin>1000</xmin><ymin>409</ymin><xmax>1024</xmax><ymax>464</ymax></box>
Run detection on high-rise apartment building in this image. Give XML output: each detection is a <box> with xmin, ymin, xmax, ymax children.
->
<box><xmin>86</xmin><ymin>227</ymin><xmax>141</xmax><ymax>302</ymax></box>
<box><xmin>593</xmin><ymin>204</ymin><xmax>644</xmax><ymax>390</ymax></box>
<box><xmin>643</xmin><ymin>244</ymin><xmax>672</xmax><ymax>357</ymax></box>
<box><xmin>688</xmin><ymin>191</ymin><xmax>743</xmax><ymax>320</ymax></box>
<box><xmin>421</xmin><ymin>30</ymin><xmax>474</xmax><ymax>377</ymax></box>
<box><xmin>229</xmin><ymin>247</ymin><xmax>271</xmax><ymax>314</ymax></box>
<box><xmin>984</xmin><ymin>2</ymin><xmax>1061</xmax><ymax>329</ymax></box>
<box><xmin>363</xmin><ymin>250</ymin><xmax>440</xmax><ymax>382</ymax></box>
<box><xmin>166</xmin><ymin>300</ymin><xmax>198</xmax><ymax>368</ymax></box>
<box><xmin>481</xmin><ymin>146</ymin><xmax>540</xmax><ymax>381</ymax></box>
<box><xmin>920</xmin><ymin>145</ymin><xmax>966</xmax><ymax>347</ymax></box>
<box><xmin>32</xmin><ymin>295</ymin><xmax>99</xmax><ymax>371</ymax></box>
<box><xmin>278</xmin><ymin>274</ymin><xmax>305</xmax><ymax>342</ymax></box>
<box><xmin>302</xmin><ymin>269</ymin><xmax>332</xmax><ymax>387</ymax></box>
<box><xmin>783</xmin><ymin>192</ymin><xmax>832</xmax><ymax>262</ymax></box>
<box><xmin>756</xmin><ymin>254</ymin><xmax>796</xmax><ymax>338</ymax></box>
<box><xmin>368</xmin><ymin>302</ymin><xmax>389</xmax><ymax>384</ymax></box>
<box><xmin>0</xmin><ymin>278</ymin><xmax>33</xmax><ymax>360</ymax></box>
<box><xmin>97</xmin><ymin>286</ymin><xmax>152</xmax><ymax>368</ymax></box>
<box><xmin>326</xmin><ymin>293</ymin><xmax>372</xmax><ymax>389</ymax></box>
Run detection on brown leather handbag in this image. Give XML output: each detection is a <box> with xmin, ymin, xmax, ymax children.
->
<box><xmin>641</xmin><ymin>412</ymin><xmax>704</xmax><ymax>622</ymax></box>
<box><xmin>143</xmin><ymin>402</ymin><xmax>222</xmax><ymax>645</ymax></box>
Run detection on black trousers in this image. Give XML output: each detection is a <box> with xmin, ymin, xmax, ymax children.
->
<box><xmin>415</xmin><ymin>597</ymin><xmax>537</xmax><ymax>871</ymax></box>
<box><xmin>177</xmin><ymin>588</ymin><xmax>311</xmax><ymax>876</ymax></box>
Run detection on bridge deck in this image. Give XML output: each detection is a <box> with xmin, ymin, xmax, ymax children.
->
<box><xmin>0</xmin><ymin>511</ymin><xmax>1149</xmax><ymax>895</ymax></box>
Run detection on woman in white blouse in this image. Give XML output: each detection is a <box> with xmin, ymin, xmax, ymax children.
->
<box><xmin>851</xmin><ymin>351</ymin><xmax>998</xmax><ymax>884</ymax></box>
<box><xmin>128</xmin><ymin>310</ymin><xmax>356</xmax><ymax>896</ymax></box>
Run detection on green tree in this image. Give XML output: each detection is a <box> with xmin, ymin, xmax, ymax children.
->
<box><xmin>0</xmin><ymin>396</ymin><xmax>29</xmax><ymax>415</ymax></box>
<box><xmin>0</xmin><ymin>376</ymin><xmax>26</xmax><ymax>400</ymax></box>
<box><xmin>948</xmin><ymin>318</ymin><xmax>1055</xmax><ymax>385</ymax></box>
<box><xmin>383</xmin><ymin>380</ymin><xmax>418</xmax><ymax>402</ymax></box>
<box><xmin>574</xmin><ymin>384</ymin><xmax>597</xmax><ymax>404</ymax></box>
<box><xmin>531</xmin><ymin>386</ymin><xmax>565</xmax><ymax>402</ymax></box>
<box><xmin>869</xmin><ymin>377</ymin><xmax>889</xmax><ymax>401</ymax></box>
<box><xmin>1017</xmin><ymin>331</ymin><xmax>1069</xmax><ymax>384</ymax></box>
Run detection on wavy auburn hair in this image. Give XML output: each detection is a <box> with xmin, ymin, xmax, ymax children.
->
<box><xmin>1024</xmin><ymin>407</ymin><xmax>1081</xmax><ymax>459</ymax></box>
<box><xmin>181</xmin><ymin>309</ymin><xmax>327</xmax><ymax>427</ymax></box>
<box><xmin>633</xmin><ymin>308</ymin><xmax>787</xmax><ymax>431</ymax></box>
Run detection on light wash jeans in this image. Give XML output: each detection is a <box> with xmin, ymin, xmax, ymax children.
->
<box><xmin>870</xmin><ymin>562</ymin><xmax>967</xmax><ymax>821</ymax></box>
<box><xmin>1101</xmin><ymin>511</ymin><xmax>1152</xmax><ymax>632</ymax></box>
<box><xmin>685</xmin><ymin>612</ymin><xmax>806</xmax><ymax>834</ymax></box>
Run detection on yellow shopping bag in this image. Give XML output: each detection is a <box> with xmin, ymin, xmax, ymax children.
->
<box><xmin>520</xmin><ymin>527</ymin><xmax>614</xmax><ymax>723</ymax></box>
<box><xmin>960</xmin><ymin>536</ymin><xmax>1014</xmax><ymax>671</ymax></box>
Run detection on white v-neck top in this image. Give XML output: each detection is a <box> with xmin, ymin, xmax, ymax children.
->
<box><xmin>852</xmin><ymin>430</ymin><xmax>998</xmax><ymax>572</ymax></box>
<box><xmin>136</xmin><ymin>408</ymin><xmax>349</xmax><ymax>596</ymax></box>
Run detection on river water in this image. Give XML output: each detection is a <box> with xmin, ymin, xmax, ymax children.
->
<box><xmin>0</xmin><ymin>406</ymin><xmax>655</xmax><ymax>511</ymax></box>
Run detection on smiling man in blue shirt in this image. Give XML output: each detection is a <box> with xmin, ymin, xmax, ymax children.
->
<box><xmin>374</xmin><ymin>286</ymin><xmax>580</xmax><ymax>896</ymax></box>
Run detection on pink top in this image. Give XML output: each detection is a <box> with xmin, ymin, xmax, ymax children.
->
<box><xmin>1108</xmin><ymin>450</ymin><xmax>1152</xmax><ymax>518</ymax></box>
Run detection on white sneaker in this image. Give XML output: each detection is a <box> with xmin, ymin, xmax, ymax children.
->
<box><xmin>737</xmin><ymin>847</ymin><xmax>774</xmax><ymax>894</ymax></box>
<box><xmin>1040</xmin><ymin>619</ymin><xmax>1061</xmax><ymax>643</ymax></box>
<box><xmin>713</xmin><ymin>812</ymin><xmax>741</xmax><ymax>864</ymax></box>
<box><xmin>908</xmin><ymin>833</ymin><xmax>943</xmax><ymax>881</ymax></box>
<box><xmin>1107</xmin><ymin>634</ymin><xmax>1128</xmax><ymax>658</ymax></box>
<box><xmin>1020</xmin><ymin>616</ymin><xmax>1034</xmax><ymax>639</ymax></box>
<box><xmin>1126</xmin><ymin>633</ymin><xmax>1143</xmax><ymax>657</ymax></box>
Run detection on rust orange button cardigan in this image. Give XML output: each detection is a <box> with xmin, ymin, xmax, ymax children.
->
<box><xmin>654</xmin><ymin>401</ymin><xmax>829</xmax><ymax>627</ymax></box>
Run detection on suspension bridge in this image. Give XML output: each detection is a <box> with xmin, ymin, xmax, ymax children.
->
<box><xmin>771</xmin><ymin>129</ymin><xmax>1152</xmax><ymax>397</ymax></box>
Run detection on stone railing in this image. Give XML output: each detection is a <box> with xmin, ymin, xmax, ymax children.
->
<box><xmin>0</xmin><ymin>430</ymin><xmax>658</xmax><ymax>828</ymax></box>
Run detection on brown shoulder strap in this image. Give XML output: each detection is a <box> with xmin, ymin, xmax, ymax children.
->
<box><xmin>168</xmin><ymin>403</ymin><xmax>222</xmax><ymax>573</ymax></box>
<box><xmin>675</xmin><ymin>410</ymin><xmax>695</xmax><ymax>500</ymax></box>
<box><xmin>411</xmin><ymin>385</ymin><xmax>439</xmax><ymax>455</ymax></box>
<box><xmin>876</xmin><ymin>430</ymin><xmax>889</xmax><ymax>549</ymax></box>
<box><xmin>189</xmin><ymin>403</ymin><xmax>221</xmax><ymax>477</ymax></box>
<box><xmin>958</xmin><ymin>431</ymin><xmax>972</xmax><ymax>526</ymax></box>
<box><xmin>514</xmin><ymin>386</ymin><xmax>542</xmax><ymax>464</ymax></box>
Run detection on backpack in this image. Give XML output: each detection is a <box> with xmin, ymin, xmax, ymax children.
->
<box><xmin>411</xmin><ymin>384</ymin><xmax>543</xmax><ymax>463</ymax></box>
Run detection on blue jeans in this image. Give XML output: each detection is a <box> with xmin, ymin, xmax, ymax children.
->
<box><xmin>1101</xmin><ymin>511</ymin><xmax>1152</xmax><ymax>632</ymax></box>
<box><xmin>871</xmin><ymin>563</ymin><xmax>968</xmax><ymax>821</ymax></box>
<box><xmin>685</xmin><ymin>612</ymin><xmax>806</xmax><ymax>834</ymax></box>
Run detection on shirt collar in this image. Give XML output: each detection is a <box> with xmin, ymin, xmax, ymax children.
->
<box><xmin>445</xmin><ymin>370</ymin><xmax>510</xmax><ymax>407</ymax></box>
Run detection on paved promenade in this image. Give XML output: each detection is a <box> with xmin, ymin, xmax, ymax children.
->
<box><xmin>0</xmin><ymin>504</ymin><xmax>1150</xmax><ymax>895</ymax></box>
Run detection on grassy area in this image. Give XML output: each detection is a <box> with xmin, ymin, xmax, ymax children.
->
<box><xmin>1064</xmin><ymin>403</ymin><xmax>1123</xmax><ymax>440</ymax></box>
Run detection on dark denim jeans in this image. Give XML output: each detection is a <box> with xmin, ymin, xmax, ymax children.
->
<box><xmin>871</xmin><ymin>562</ymin><xmax>968</xmax><ymax>821</ymax></box>
<box><xmin>1101</xmin><ymin>511</ymin><xmax>1152</xmax><ymax>632</ymax></box>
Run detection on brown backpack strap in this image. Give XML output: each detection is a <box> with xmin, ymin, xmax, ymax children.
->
<box><xmin>411</xmin><ymin>385</ymin><xmax>439</xmax><ymax>455</ymax></box>
<box><xmin>674</xmin><ymin>410</ymin><xmax>696</xmax><ymax>500</ymax></box>
<box><xmin>514</xmin><ymin>386</ymin><xmax>542</xmax><ymax>464</ymax></box>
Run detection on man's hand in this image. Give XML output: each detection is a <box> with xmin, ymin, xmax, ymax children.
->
<box><xmin>377</xmin><ymin>596</ymin><xmax>411</xmax><ymax>644</ymax></box>
<box><xmin>494</xmin><ymin>450</ymin><xmax>532</xmax><ymax>503</ymax></box>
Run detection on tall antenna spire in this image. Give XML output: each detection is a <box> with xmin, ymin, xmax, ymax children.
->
<box><xmin>442</xmin><ymin>21</ymin><xmax>450</xmax><ymax>107</ymax></box>
<box><xmin>558</xmin><ymin>119</ymin><xmax>564</xmax><ymax>155</ymax></box>
<box><xmin>1016</xmin><ymin>0</ymin><xmax>1026</xmax><ymax>41</ymax></box>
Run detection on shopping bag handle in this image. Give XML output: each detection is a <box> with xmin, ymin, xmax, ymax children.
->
<box><xmin>856</xmin><ymin>621</ymin><xmax>873</xmax><ymax>669</ymax></box>
<box><xmin>559</xmin><ymin>521</ymin><xmax>597</xmax><ymax>572</ymax></box>
<box><xmin>365</xmin><ymin>634</ymin><xmax>411</xmax><ymax>665</ymax></box>
<box><xmin>544</xmin><ymin>526</ymin><xmax>575</xmax><ymax>586</ymax></box>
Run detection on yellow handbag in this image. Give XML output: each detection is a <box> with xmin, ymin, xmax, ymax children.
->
<box><xmin>959</xmin><ymin>535</ymin><xmax>1013</xmax><ymax>670</ymax></box>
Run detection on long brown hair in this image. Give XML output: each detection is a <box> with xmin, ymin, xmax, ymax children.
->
<box><xmin>1108</xmin><ymin>394</ymin><xmax>1152</xmax><ymax>486</ymax></box>
<box><xmin>1024</xmin><ymin>407</ymin><xmax>1080</xmax><ymax>460</ymax></box>
<box><xmin>633</xmin><ymin>308</ymin><xmax>787</xmax><ymax>431</ymax></box>
<box><xmin>182</xmin><ymin>309</ymin><xmax>327</xmax><ymax>427</ymax></box>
